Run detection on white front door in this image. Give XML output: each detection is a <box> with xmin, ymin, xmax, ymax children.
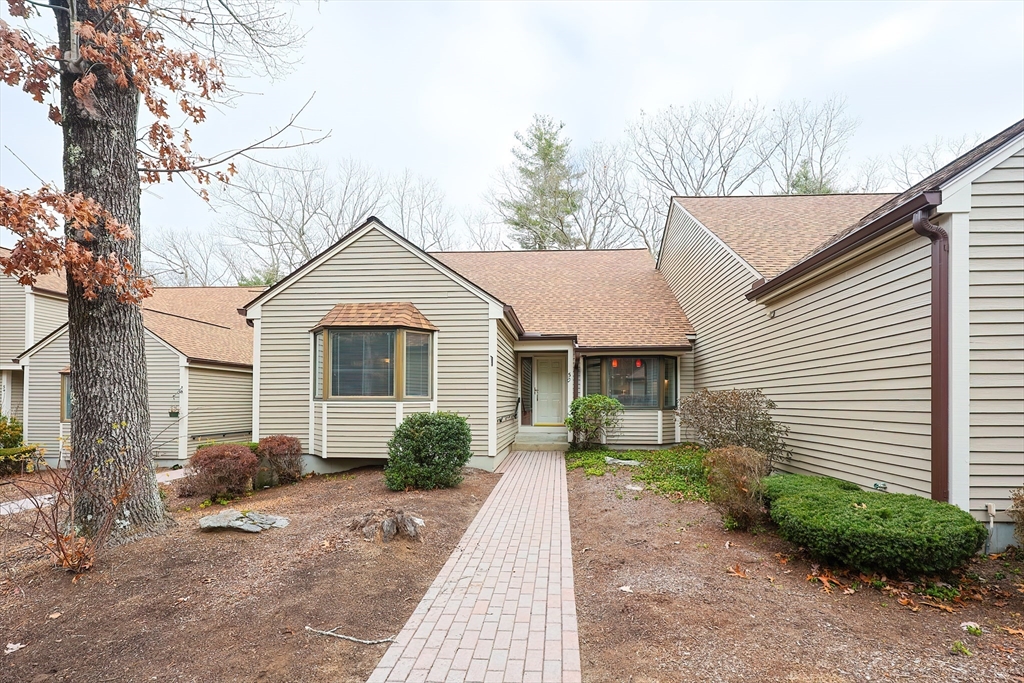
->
<box><xmin>534</xmin><ymin>357</ymin><xmax>565</xmax><ymax>426</ymax></box>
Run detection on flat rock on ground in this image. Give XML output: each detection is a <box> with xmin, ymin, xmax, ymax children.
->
<box><xmin>198</xmin><ymin>509</ymin><xmax>290</xmax><ymax>533</ymax></box>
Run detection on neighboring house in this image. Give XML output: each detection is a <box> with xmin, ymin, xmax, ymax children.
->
<box><xmin>659</xmin><ymin>119</ymin><xmax>1024</xmax><ymax>550</ymax></box>
<box><xmin>17</xmin><ymin>287</ymin><xmax>258</xmax><ymax>466</ymax></box>
<box><xmin>241</xmin><ymin>222</ymin><xmax>694</xmax><ymax>472</ymax></box>
<box><xmin>0</xmin><ymin>248</ymin><xmax>67</xmax><ymax>420</ymax></box>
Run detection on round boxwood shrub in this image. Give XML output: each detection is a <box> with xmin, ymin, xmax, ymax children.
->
<box><xmin>763</xmin><ymin>473</ymin><xmax>988</xmax><ymax>575</ymax></box>
<box><xmin>385</xmin><ymin>412</ymin><xmax>472</xmax><ymax>491</ymax></box>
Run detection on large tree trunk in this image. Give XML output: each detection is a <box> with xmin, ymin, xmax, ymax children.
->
<box><xmin>56</xmin><ymin>0</ymin><xmax>165</xmax><ymax>541</ymax></box>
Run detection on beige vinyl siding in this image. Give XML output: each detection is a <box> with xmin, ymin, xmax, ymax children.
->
<box><xmin>257</xmin><ymin>226</ymin><xmax>492</xmax><ymax>459</ymax></box>
<box><xmin>496</xmin><ymin>321</ymin><xmax>519</xmax><ymax>456</ymax></box>
<box><xmin>324</xmin><ymin>402</ymin><xmax>395</xmax><ymax>459</ymax></box>
<box><xmin>145</xmin><ymin>333</ymin><xmax>184</xmax><ymax>460</ymax></box>
<box><xmin>662</xmin><ymin>410</ymin><xmax>675</xmax><ymax>444</ymax></box>
<box><xmin>661</xmin><ymin>205</ymin><xmax>934</xmax><ymax>496</ymax></box>
<box><xmin>968</xmin><ymin>149</ymin><xmax>1024</xmax><ymax>515</ymax></box>
<box><xmin>404</xmin><ymin>402</ymin><xmax>432</xmax><ymax>415</ymax></box>
<box><xmin>23</xmin><ymin>333</ymin><xmax>68</xmax><ymax>459</ymax></box>
<box><xmin>0</xmin><ymin>276</ymin><xmax>26</xmax><ymax>366</ymax></box>
<box><xmin>187</xmin><ymin>366</ymin><xmax>253</xmax><ymax>454</ymax></box>
<box><xmin>9</xmin><ymin>369</ymin><xmax>24</xmax><ymax>419</ymax></box>
<box><xmin>607</xmin><ymin>409</ymin><xmax>660</xmax><ymax>446</ymax></box>
<box><xmin>32</xmin><ymin>293</ymin><xmax>67</xmax><ymax>343</ymax></box>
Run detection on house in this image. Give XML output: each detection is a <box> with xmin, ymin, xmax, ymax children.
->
<box><xmin>659</xmin><ymin>119</ymin><xmax>1024</xmax><ymax>549</ymax></box>
<box><xmin>241</xmin><ymin>224</ymin><xmax>695</xmax><ymax>471</ymax></box>
<box><xmin>17</xmin><ymin>286</ymin><xmax>258</xmax><ymax>466</ymax></box>
<box><xmin>0</xmin><ymin>248</ymin><xmax>67</xmax><ymax>420</ymax></box>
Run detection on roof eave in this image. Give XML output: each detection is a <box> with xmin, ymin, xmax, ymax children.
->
<box><xmin>576</xmin><ymin>343</ymin><xmax>692</xmax><ymax>353</ymax></box>
<box><xmin>746</xmin><ymin>191</ymin><xmax>942</xmax><ymax>301</ymax></box>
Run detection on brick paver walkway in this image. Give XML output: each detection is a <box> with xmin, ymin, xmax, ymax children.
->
<box><xmin>367</xmin><ymin>451</ymin><xmax>580</xmax><ymax>683</ymax></box>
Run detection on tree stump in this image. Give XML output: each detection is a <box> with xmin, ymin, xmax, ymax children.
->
<box><xmin>348</xmin><ymin>508</ymin><xmax>424</xmax><ymax>542</ymax></box>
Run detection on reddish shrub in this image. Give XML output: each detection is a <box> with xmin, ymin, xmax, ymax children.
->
<box><xmin>258</xmin><ymin>435</ymin><xmax>304</xmax><ymax>484</ymax></box>
<box><xmin>181</xmin><ymin>444</ymin><xmax>258</xmax><ymax>498</ymax></box>
<box><xmin>705</xmin><ymin>446</ymin><xmax>772</xmax><ymax>531</ymax></box>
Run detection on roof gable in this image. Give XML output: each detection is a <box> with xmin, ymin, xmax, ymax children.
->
<box><xmin>242</xmin><ymin>218</ymin><xmax>508</xmax><ymax>317</ymax></box>
<box><xmin>313</xmin><ymin>302</ymin><xmax>438</xmax><ymax>331</ymax></box>
<box><xmin>669</xmin><ymin>194</ymin><xmax>895</xmax><ymax>277</ymax></box>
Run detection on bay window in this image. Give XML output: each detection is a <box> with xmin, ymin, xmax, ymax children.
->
<box><xmin>313</xmin><ymin>328</ymin><xmax>432</xmax><ymax>400</ymax></box>
<box><xmin>583</xmin><ymin>356</ymin><xmax>680</xmax><ymax>409</ymax></box>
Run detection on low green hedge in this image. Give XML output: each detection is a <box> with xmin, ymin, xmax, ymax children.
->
<box><xmin>385</xmin><ymin>412</ymin><xmax>472</xmax><ymax>491</ymax></box>
<box><xmin>763</xmin><ymin>473</ymin><xmax>988</xmax><ymax>575</ymax></box>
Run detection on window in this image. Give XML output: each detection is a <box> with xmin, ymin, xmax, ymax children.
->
<box><xmin>313</xmin><ymin>328</ymin><xmax>433</xmax><ymax>400</ymax></box>
<box><xmin>404</xmin><ymin>331</ymin><xmax>431</xmax><ymax>398</ymax></box>
<box><xmin>662</xmin><ymin>356</ymin><xmax>677</xmax><ymax>409</ymax></box>
<box><xmin>583</xmin><ymin>356</ymin><xmax>681</xmax><ymax>409</ymax></box>
<box><xmin>331</xmin><ymin>329</ymin><xmax>395</xmax><ymax>397</ymax></box>
<box><xmin>60</xmin><ymin>373</ymin><xmax>72</xmax><ymax>422</ymax></box>
<box><xmin>313</xmin><ymin>331</ymin><xmax>324</xmax><ymax>399</ymax></box>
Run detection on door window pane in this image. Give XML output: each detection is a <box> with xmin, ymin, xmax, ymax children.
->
<box><xmin>405</xmin><ymin>332</ymin><xmax>431</xmax><ymax>398</ymax></box>
<box><xmin>520</xmin><ymin>357</ymin><xmax>533</xmax><ymax>426</ymax></box>
<box><xmin>606</xmin><ymin>357</ymin><xmax>659</xmax><ymax>408</ymax></box>
<box><xmin>330</xmin><ymin>330</ymin><xmax>395</xmax><ymax>397</ymax></box>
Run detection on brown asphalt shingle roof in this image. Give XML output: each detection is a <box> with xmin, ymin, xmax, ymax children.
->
<box><xmin>802</xmin><ymin>118</ymin><xmax>1024</xmax><ymax>262</ymax></box>
<box><xmin>433</xmin><ymin>249</ymin><xmax>693</xmax><ymax>349</ymax></box>
<box><xmin>142</xmin><ymin>287</ymin><xmax>261</xmax><ymax>367</ymax></box>
<box><xmin>671</xmin><ymin>194</ymin><xmax>896</xmax><ymax>277</ymax></box>
<box><xmin>314</xmin><ymin>302</ymin><xmax>438</xmax><ymax>331</ymax></box>
<box><xmin>0</xmin><ymin>246</ymin><xmax>68</xmax><ymax>295</ymax></box>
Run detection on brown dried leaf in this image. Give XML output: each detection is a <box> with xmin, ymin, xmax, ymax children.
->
<box><xmin>727</xmin><ymin>564</ymin><xmax>749</xmax><ymax>579</ymax></box>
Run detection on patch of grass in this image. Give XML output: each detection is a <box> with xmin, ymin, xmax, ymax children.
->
<box><xmin>950</xmin><ymin>640</ymin><xmax>972</xmax><ymax>657</ymax></box>
<box><xmin>565</xmin><ymin>449</ymin><xmax>614</xmax><ymax>477</ymax></box>
<box><xmin>631</xmin><ymin>445</ymin><xmax>709</xmax><ymax>501</ymax></box>
<box><xmin>566</xmin><ymin>445</ymin><xmax>709</xmax><ymax>500</ymax></box>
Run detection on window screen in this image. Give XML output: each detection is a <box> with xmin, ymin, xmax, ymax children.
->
<box><xmin>330</xmin><ymin>329</ymin><xmax>395</xmax><ymax>397</ymax></box>
<box><xmin>313</xmin><ymin>331</ymin><xmax>324</xmax><ymax>399</ymax></box>
<box><xmin>404</xmin><ymin>331</ymin><xmax>431</xmax><ymax>398</ymax></box>
<box><xmin>585</xmin><ymin>357</ymin><xmax>601</xmax><ymax>395</ymax></box>
<box><xmin>662</xmin><ymin>356</ymin><xmax>677</xmax><ymax>409</ymax></box>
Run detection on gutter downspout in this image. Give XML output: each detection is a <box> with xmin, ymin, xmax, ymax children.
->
<box><xmin>913</xmin><ymin>209</ymin><xmax>950</xmax><ymax>503</ymax></box>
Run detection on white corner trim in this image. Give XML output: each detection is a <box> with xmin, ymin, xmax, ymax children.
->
<box><xmin>487</xmin><ymin>318</ymin><xmax>497</xmax><ymax>458</ymax></box>
<box><xmin>946</xmin><ymin>212</ymin><xmax>971</xmax><ymax>511</ymax></box>
<box><xmin>667</xmin><ymin>200</ymin><xmax>762</xmax><ymax>279</ymax></box>
<box><xmin>308</xmin><ymin>332</ymin><xmax>315</xmax><ymax>453</ymax></box>
<box><xmin>430</xmin><ymin>329</ymin><xmax>439</xmax><ymax>413</ymax></box>
<box><xmin>23</xmin><ymin>287</ymin><xmax>34</xmax><ymax>348</ymax></box>
<box><xmin>178</xmin><ymin>356</ymin><xmax>189</xmax><ymax>460</ymax></box>
<box><xmin>252</xmin><ymin>318</ymin><xmax>261</xmax><ymax>440</ymax></box>
<box><xmin>657</xmin><ymin>410</ymin><xmax>664</xmax><ymax>445</ymax></box>
<box><xmin>21</xmin><ymin>364</ymin><xmax>29</xmax><ymax>441</ymax></box>
<box><xmin>0</xmin><ymin>370</ymin><xmax>10</xmax><ymax>415</ymax></box>
<box><xmin>396</xmin><ymin>401</ymin><xmax>404</xmax><ymax>427</ymax></box>
<box><xmin>321</xmin><ymin>400</ymin><xmax>328</xmax><ymax>457</ymax></box>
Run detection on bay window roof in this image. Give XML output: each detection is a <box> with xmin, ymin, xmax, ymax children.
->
<box><xmin>312</xmin><ymin>302</ymin><xmax>438</xmax><ymax>332</ymax></box>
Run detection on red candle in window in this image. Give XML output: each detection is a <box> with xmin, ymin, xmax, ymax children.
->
<box><xmin>611</xmin><ymin>359</ymin><xmax>618</xmax><ymax>368</ymax></box>
<box><xmin>635</xmin><ymin>359</ymin><xmax>642</xmax><ymax>368</ymax></box>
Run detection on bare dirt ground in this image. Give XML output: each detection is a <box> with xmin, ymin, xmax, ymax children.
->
<box><xmin>0</xmin><ymin>466</ymin><xmax>498</xmax><ymax>683</ymax></box>
<box><xmin>567</xmin><ymin>467</ymin><xmax>1024</xmax><ymax>683</ymax></box>
<box><xmin>0</xmin><ymin>470</ymin><xmax>56</xmax><ymax>505</ymax></box>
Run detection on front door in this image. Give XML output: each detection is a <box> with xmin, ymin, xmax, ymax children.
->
<box><xmin>534</xmin><ymin>357</ymin><xmax>565</xmax><ymax>426</ymax></box>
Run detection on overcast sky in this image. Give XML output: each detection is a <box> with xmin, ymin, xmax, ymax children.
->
<box><xmin>1</xmin><ymin>0</ymin><xmax>1022</xmax><ymax>248</ymax></box>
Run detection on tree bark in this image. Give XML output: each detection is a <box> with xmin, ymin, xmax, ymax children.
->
<box><xmin>55</xmin><ymin>0</ymin><xmax>165</xmax><ymax>541</ymax></box>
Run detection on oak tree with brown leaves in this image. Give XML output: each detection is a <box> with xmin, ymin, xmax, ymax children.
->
<box><xmin>0</xmin><ymin>0</ymin><xmax>309</xmax><ymax>541</ymax></box>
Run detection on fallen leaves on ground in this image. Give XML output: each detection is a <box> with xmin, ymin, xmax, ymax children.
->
<box><xmin>727</xmin><ymin>564</ymin><xmax>750</xmax><ymax>579</ymax></box>
<box><xmin>999</xmin><ymin>626</ymin><xmax>1024</xmax><ymax>640</ymax></box>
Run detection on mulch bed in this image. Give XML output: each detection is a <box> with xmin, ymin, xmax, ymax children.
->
<box><xmin>567</xmin><ymin>466</ymin><xmax>1024</xmax><ymax>683</ymax></box>
<box><xmin>0</xmin><ymin>466</ymin><xmax>499</xmax><ymax>682</ymax></box>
